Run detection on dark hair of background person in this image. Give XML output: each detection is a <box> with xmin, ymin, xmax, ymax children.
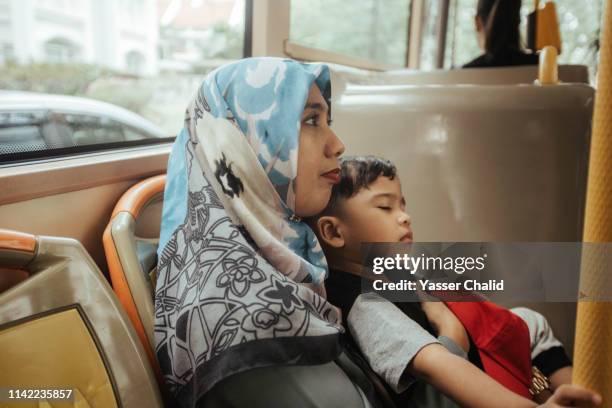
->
<box><xmin>478</xmin><ymin>0</ymin><xmax>523</xmax><ymax>56</ymax></box>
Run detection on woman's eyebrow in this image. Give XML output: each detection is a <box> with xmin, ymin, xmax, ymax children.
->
<box><xmin>304</xmin><ymin>102</ymin><xmax>327</xmax><ymax>112</ymax></box>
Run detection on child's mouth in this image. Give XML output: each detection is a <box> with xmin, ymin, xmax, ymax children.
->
<box><xmin>399</xmin><ymin>231</ymin><xmax>413</xmax><ymax>243</ymax></box>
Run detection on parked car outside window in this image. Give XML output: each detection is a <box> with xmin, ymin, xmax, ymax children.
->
<box><xmin>0</xmin><ymin>91</ymin><xmax>171</xmax><ymax>162</ymax></box>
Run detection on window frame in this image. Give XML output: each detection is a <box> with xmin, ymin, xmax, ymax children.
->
<box><xmin>284</xmin><ymin>41</ymin><xmax>395</xmax><ymax>71</ymax></box>
<box><xmin>0</xmin><ymin>137</ymin><xmax>175</xmax><ymax>165</ymax></box>
<box><xmin>252</xmin><ymin>0</ymin><xmax>414</xmax><ymax>71</ymax></box>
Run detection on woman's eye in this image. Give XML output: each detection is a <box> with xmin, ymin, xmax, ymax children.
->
<box><xmin>304</xmin><ymin>116</ymin><xmax>318</xmax><ymax>126</ymax></box>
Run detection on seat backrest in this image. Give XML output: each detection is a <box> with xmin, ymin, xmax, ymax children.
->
<box><xmin>329</xmin><ymin>63</ymin><xmax>589</xmax><ymax>91</ymax></box>
<box><xmin>332</xmin><ymin>81</ymin><xmax>593</xmax><ymax>353</ymax></box>
<box><xmin>383</xmin><ymin>64</ymin><xmax>589</xmax><ymax>85</ymax></box>
<box><xmin>0</xmin><ymin>228</ymin><xmax>163</xmax><ymax>407</ymax></box>
<box><xmin>103</xmin><ymin>175</ymin><xmax>165</xmax><ymax>377</ymax></box>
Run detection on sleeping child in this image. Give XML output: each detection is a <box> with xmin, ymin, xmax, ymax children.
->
<box><xmin>307</xmin><ymin>155</ymin><xmax>598</xmax><ymax>408</ymax></box>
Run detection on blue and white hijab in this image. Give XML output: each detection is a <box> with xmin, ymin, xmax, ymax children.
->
<box><xmin>155</xmin><ymin>58</ymin><xmax>343</xmax><ymax>407</ymax></box>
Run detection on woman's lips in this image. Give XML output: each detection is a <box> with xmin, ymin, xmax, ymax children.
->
<box><xmin>321</xmin><ymin>168</ymin><xmax>341</xmax><ymax>184</ymax></box>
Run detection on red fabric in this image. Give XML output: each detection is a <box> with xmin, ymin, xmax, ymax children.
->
<box><xmin>445</xmin><ymin>301</ymin><xmax>533</xmax><ymax>398</ymax></box>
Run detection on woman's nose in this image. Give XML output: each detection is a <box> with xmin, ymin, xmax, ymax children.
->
<box><xmin>325</xmin><ymin>129</ymin><xmax>345</xmax><ymax>158</ymax></box>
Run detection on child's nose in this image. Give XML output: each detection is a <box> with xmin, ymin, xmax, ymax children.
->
<box><xmin>398</xmin><ymin>213</ymin><xmax>411</xmax><ymax>225</ymax></box>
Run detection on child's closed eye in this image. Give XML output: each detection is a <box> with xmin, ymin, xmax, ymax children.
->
<box><xmin>377</xmin><ymin>206</ymin><xmax>392</xmax><ymax>212</ymax></box>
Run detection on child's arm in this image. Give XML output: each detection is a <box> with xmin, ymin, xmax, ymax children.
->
<box><xmin>549</xmin><ymin>366</ymin><xmax>573</xmax><ymax>390</ymax></box>
<box><xmin>410</xmin><ymin>345</ymin><xmax>598</xmax><ymax>407</ymax></box>
<box><xmin>410</xmin><ymin>343</ymin><xmax>535</xmax><ymax>407</ymax></box>
<box><xmin>349</xmin><ymin>295</ymin><xmax>600</xmax><ymax>408</ymax></box>
<box><xmin>412</xmin><ymin>348</ymin><xmax>600</xmax><ymax>408</ymax></box>
<box><xmin>511</xmin><ymin>307</ymin><xmax>573</xmax><ymax>390</ymax></box>
<box><xmin>420</xmin><ymin>300</ymin><xmax>470</xmax><ymax>353</ymax></box>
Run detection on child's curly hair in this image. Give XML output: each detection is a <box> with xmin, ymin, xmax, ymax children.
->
<box><xmin>325</xmin><ymin>155</ymin><xmax>397</xmax><ymax>214</ymax></box>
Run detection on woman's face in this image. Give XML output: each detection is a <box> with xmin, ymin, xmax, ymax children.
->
<box><xmin>294</xmin><ymin>85</ymin><xmax>345</xmax><ymax>217</ymax></box>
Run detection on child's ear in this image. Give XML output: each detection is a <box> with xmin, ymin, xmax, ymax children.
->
<box><xmin>316</xmin><ymin>216</ymin><xmax>345</xmax><ymax>248</ymax></box>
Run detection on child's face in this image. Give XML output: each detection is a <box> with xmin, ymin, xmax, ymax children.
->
<box><xmin>339</xmin><ymin>176</ymin><xmax>413</xmax><ymax>248</ymax></box>
<box><xmin>314</xmin><ymin>175</ymin><xmax>413</xmax><ymax>262</ymax></box>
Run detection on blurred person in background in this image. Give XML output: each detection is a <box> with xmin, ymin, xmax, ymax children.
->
<box><xmin>463</xmin><ymin>0</ymin><xmax>539</xmax><ymax>68</ymax></box>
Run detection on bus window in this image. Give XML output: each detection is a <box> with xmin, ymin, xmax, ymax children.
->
<box><xmin>419</xmin><ymin>0</ymin><xmax>447</xmax><ymax>70</ymax></box>
<box><xmin>0</xmin><ymin>111</ymin><xmax>47</xmax><ymax>155</ymax></box>
<box><xmin>444</xmin><ymin>0</ymin><xmax>603</xmax><ymax>81</ymax></box>
<box><xmin>289</xmin><ymin>0</ymin><xmax>411</xmax><ymax>68</ymax></box>
<box><xmin>0</xmin><ymin>0</ymin><xmax>247</xmax><ymax>162</ymax></box>
<box><xmin>58</xmin><ymin>114</ymin><xmax>125</xmax><ymax>146</ymax></box>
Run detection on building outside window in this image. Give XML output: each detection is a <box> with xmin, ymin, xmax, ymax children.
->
<box><xmin>0</xmin><ymin>0</ymin><xmax>247</xmax><ymax>137</ymax></box>
<box><xmin>44</xmin><ymin>38</ymin><xmax>81</xmax><ymax>63</ymax></box>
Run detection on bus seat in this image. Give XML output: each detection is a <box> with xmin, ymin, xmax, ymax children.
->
<box><xmin>0</xmin><ymin>267</ymin><xmax>28</xmax><ymax>293</ymax></box>
<box><xmin>0</xmin><ymin>231</ymin><xmax>34</xmax><ymax>293</ymax></box>
<box><xmin>101</xmin><ymin>176</ymin><xmax>378</xmax><ymax>407</ymax></box>
<box><xmin>384</xmin><ymin>64</ymin><xmax>589</xmax><ymax>85</ymax></box>
<box><xmin>332</xmin><ymin>81</ymin><xmax>594</xmax><ymax>353</ymax></box>
<box><xmin>0</xmin><ymin>228</ymin><xmax>163</xmax><ymax>407</ymax></box>
<box><xmin>103</xmin><ymin>175</ymin><xmax>165</xmax><ymax>368</ymax></box>
<box><xmin>329</xmin><ymin>64</ymin><xmax>589</xmax><ymax>96</ymax></box>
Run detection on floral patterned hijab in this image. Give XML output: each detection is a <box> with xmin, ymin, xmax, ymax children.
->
<box><xmin>155</xmin><ymin>58</ymin><xmax>342</xmax><ymax>407</ymax></box>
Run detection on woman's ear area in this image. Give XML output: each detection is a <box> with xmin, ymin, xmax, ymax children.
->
<box><xmin>316</xmin><ymin>215</ymin><xmax>346</xmax><ymax>248</ymax></box>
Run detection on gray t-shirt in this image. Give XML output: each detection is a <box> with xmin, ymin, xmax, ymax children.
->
<box><xmin>348</xmin><ymin>293</ymin><xmax>467</xmax><ymax>391</ymax></box>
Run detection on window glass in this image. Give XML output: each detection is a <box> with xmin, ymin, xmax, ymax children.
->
<box><xmin>443</xmin><ymin>0</ymin><xmax>481</xmax><ymax>68</ymax></box>
<box><xmin>547</xmin><ymin>0</ymin><xmax>604</xmax><ymax>83</ymax></box>
<box><xmin>59</xmin><ymin>114</ymin><xmax>125</xmax><ymax>146</ymax></box>
<box><xmin>0</xmin><ymin>0</ymin><xmax>246</xmax><ymax>161</ymax></box>
<box><xmin>123</xmin><ymin>126</ymin><xmax>150</xmax><ymax>141</ymax></box>
<box><xmin>44</xmin><ymin>38</ymin><xmax>82</xmax><ymax>63</ymax></box>
<box><xmin>445</xmin><ymin>0</ymin><xmax>603</xmax><ymax>82</ymax></box>
<box><xmin>0</xmin><ymin>44</ymin><xmax>14</xmax><ymax>65</ymax></box>
<box><xmin>0</xmin><ymin>111</ymin><xmax>47</xmax><ymax>155</ymax></box>
<box><xmin>419</xmin><ymin>0</ymin><xmax>443</xmax><ymax>70</ymax></box>
<box><xmin>290</xmin><ymin>0</ymin><xmax>411</xmax><ymax>67</ymax></box>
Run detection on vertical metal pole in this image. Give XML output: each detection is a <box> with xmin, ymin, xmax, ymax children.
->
<box><xmin>573</xmin><ymin>0</ymin><xmax>612</xmax><ymax>398</ymax></box>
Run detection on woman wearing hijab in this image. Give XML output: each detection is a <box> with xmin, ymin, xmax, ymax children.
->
<box><xmin>153</xmin><ymin>57</ymin><xmax>602</xmax><ymax>408</ymax></box>
<box><xmin>154</xmin><ymin>57</ymin><xmax>365</xmax><ymax>407</ymax></box>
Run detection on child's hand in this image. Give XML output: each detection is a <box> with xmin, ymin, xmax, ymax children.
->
<box><xmin>538</xmin><ymin>384</ymin><xmax>601</xmax><ymax>407</ymax></box>
<box><xmin>420</xmin><ymin>300</ymin><xmax>470</xmax><ymax>353</ymax></box>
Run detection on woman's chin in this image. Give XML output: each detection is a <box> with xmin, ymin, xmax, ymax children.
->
<box><xmin>295</xmin><ymin>190</ymin><xmax>332</xmax><ymax>218</ymax></box>
<box><xmin>295</xmin><ymin>199</ymin><xmax>329</xmax><ymax>218</ymax></box>
<box><xmin>295</xmin><ymin>204</ymin><xmax>327</xmax><ymax>218</ymax></box>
